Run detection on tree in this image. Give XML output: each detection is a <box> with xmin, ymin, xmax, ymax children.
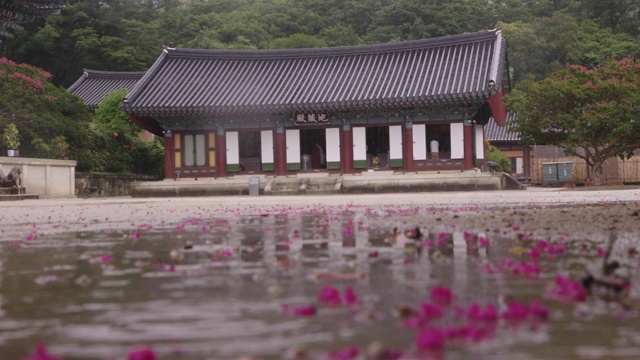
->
<box><xmin>0</xmin><ymin>56</ymin><xmax>91</xmax><ymax>160</ymax></box>
<box><xmin>270</xmin><ymin>34</ymin><xmax>327</xmax><ymax>49</ymax></box>
<box><xmin>91</xmin><ymin>88</ymin><xmax>164</xmax><ymax>176</ymax></box>
<box><xmin>505</xmin><ymin>57</ymin><xmax>640</xmax><ymax>185</ymax></box>
<box><xmin>2</xmin><ymin>123</ymin><xmax>20</xmax><ymax>150</ymax></box>
<box><xmin>486</xmin><ymin>147</ymin><xmax>511</xmax><ymax>173</ymax></box>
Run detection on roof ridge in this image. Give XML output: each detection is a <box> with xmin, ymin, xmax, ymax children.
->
<box><xmin>165</xmin><ymin>29</ymin><xmax>501</xmax><ymax>60</ymax></box>
<box><xmin>83</xmin><ymin>69</ymin><xmax>147</xmax><ymax>78</ymax></box>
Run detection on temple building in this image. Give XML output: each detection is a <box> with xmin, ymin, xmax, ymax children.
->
<box><xmin>123</xmin><ymin>29</ymin><xmax>508</xmax><ymax>181</ymax></box>
<box><xmin>0</xmin><ymin>0</ymin><xmax>64</xmax><ymax>38</ymax></box>
<box><xmin>485</xmin><ymin>113</ymin><xmax>531</xmax><ymax>180</ymax></box>
<box><xmin>67</xmin><ymin>69</ymin><xmax>145</xmax><ymax>111</ymax></box>
<box><xmin>67</xmin><ymin>69</ymin><xmax>158</xmax><ymax>142</ymax></box>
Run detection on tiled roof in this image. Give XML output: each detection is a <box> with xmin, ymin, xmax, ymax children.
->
<box><xmin>68</xmin><ymin>69</ymin><xmax>146</xmax><ymax>111</ymax></box>
<box><xmin>485</xmin><ymin>112</ymin><xmax>519</xmax><ymax>142</ymax></box>
<box><xmin>124</xmin><ymin>29</ymin><xmax>506</xmax><ymax>116</ymax></box>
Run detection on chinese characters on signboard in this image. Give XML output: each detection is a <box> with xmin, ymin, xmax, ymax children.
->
<box><xmin>294</xmin><ymin>113</ymin><xmax>330</xmax><ymax>125</ymax></box>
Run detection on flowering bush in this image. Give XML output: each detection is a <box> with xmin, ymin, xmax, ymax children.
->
<box><xmin>0</xmin><ymin>57</ymin><xmax>89</xmax><ymax>160</ymax></box>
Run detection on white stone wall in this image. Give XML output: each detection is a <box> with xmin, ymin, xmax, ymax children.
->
<box><xmin>0</xmin><ymin>157</ymin><xmax>76</xmax><ymax>198</ymax></box>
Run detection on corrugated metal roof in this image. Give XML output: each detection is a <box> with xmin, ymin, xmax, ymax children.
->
<box><xmin>68</xmin><ymin>69</ymin><xmax>146</xmax><ymax>111</ymax></box>
<box><xmin>124</xmin><ymin>29</ymin><xmax>506</xmax><ymax>116</ymax></box>
<box><xmin>485</xmin><ymin>112</ymin><xmax>519</xmax><ymax>142</ymax></box>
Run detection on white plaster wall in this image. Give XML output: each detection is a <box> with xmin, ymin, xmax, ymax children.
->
<box><xmin>0</xmin><ymin>157</ymin><xmax>76</xmax><ymax>198</ymax></box>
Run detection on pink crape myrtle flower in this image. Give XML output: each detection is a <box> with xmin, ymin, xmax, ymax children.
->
<box><xmin>343</xmin><ymin>286</ymin><xmax>360</xmax><ymax>306</ymax></box>
<box><xmin>325</xmin><ymin>346</ymin><xmax>359</xmax><ymax>360</ymax></box>
<box><xmin>466</xmin><ymin>303</ymin><xmax>498</xmax><ymax>323</ymax></box>
<box><xmin>430</xmin><ymin>286</ymin><xmax>455</xmax><ymax>307</ymax></box>
<box><xmin>318</xmin><ymin>286</ymin><xmax>343</xmax><ymax>306</ymax></box>
<box><xmin>478</xmin><ymin>236</ymin><xmax>490</xmax><ymax>247</ymax></box>
<box><xmin>420</xmin><ymin>302</ymin><xmax>444</xmax><ymax>321</ymax></box>
<box><xmin>282</xmin><ymin>304</ymin><xmax>316</xmax><ymax>316</ymax></box>
<box><xmin>437</xmin><ymin>233</ymin><xmax>450</xmax><ymax>247</ymax></box>
<box><xmin>501</xmin><ymin>301</ymin><xmax>529</xmax><ymax>322</ymax></box>
<box><xmin>546</xmin><ymin>275</ymin><xmax>588</xmax><ymax>303</ymax></box>
<box><xmin>24</xmin><ymin>343</ymin><xmax>61</xmax><ymax>360</ymax></box>
<box><xmin>416</xmin><ymin>328</ymin><xmax>445</xmax><ymax>351</ymax></box>
<box><xmin>529</xmin><ymin>299</ymin><xmax>549</xmax><ymax>320</ymax></box>
<box><xmin>443</xmin><ymin>325</ymin><xmax>492</xmax><ymax>343</ymax></box>
<box><xmin>481</xmin><ymin>263</ymin><xmax>504</xmax><ymax>274</ymax></box>
<box><xmin>128</xmin><ymin>346</ymin><xmax>156</xmax><ymax>360</ymax></box>
<box><xmin>503</xmin><ymin>260</ymin><xmax>541</xmax><ymax>278</ymax></box>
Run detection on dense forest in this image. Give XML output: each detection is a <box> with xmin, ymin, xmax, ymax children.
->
<box><xmin>2</xmin><ymin>0</ymin><xmax>640</xmax><ymax>88</ymax></box>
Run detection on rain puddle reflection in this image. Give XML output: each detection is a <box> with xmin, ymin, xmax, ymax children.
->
<box><xmin>1</xmin><ymin>207</ymin><xmax>639</xmax><ymax>359</ymax></box>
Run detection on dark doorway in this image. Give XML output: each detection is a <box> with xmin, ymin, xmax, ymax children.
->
<box><xmin>300</xmin><ymin>129</ymin><xmax>326</xmax><ymax>169</ymax></box>
<box><xmin>366</xmin><ymin>126</ymin><xmax>389</xmax><ymax>167</ymax></box>
<box><xmin>239</xmin><ymin>131</ymin><xmax>261</xmax><ymax>172</ymax></box>
<box><xmin>426</xmin><ymin>124</ymin><xmax>451</xmax><ymax>159</ymax></box>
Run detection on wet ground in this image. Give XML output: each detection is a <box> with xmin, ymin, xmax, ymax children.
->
<box><xmin>1</xmin><ymin>188</ymin><xmax>639</xmax><ymax>359</ymax></box>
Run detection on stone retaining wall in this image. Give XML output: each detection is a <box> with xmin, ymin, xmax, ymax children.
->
<box><xmin>76</xmin><ymin>173</ymin><xmax>157</xmax><ymax>197</ymax></box>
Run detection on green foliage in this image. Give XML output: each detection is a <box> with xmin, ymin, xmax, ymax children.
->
<box><xmin>2</xmin><ymin>123</ymin><xmax>20</xmax><ymax>149</ymax></box>
<box><xmin>94</xmin><ymin>88</ymin><xmax>140</xmax><ymax>139</ymax></box>
<box><xmin>270</xmin><ymin>34</ymin><xmax>327</xmax><ymax>49</ymax></box>
<box><xmin>0</xmin><ymin>57</ymin><xmax>90</xmax><ymax>160</ymax></box>
<box><xmin>505</xmin><ymin>57</ymin><xmax>640</xmax><ymax>185</ymax></box>
<box><xmin>486</xmin><ymin>148</ymin><xmax>511</xmax><ymax>173</ymax></box>
<box><xmin>50</xmin><ymin>135</ymin><xmax>69</xmax><ymax>159</ymax></box>
<box><xmin>31</xmin><ymin>137</ymin><xmax>51</xmax><ymax>157</ymax></box>
<box><xmin>4</xmin><ymin>0</ymin><xmax>640</xmax><ymax>90</ymax></box>
<box><xmin>132</xmin><ymin>136</ymin><xmax>166</xmax><ymax>178</ymax></box>
<box><xmin>86</xmin><ymin>89</ymin><xmax>163</xmax><ymax>176</ymax></box>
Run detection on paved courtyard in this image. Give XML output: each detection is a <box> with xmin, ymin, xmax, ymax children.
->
<box><xmin>1</xmin><ymin>187</ymin><xmax>639</xmax><ymax>241</ymax></box>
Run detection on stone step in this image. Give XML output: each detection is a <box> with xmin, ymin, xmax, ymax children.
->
<box><xmin>0</xmin><ymin>187</ymin><xmax>26</xmax><ymax>195</ymax></box>
<box><xmin>0</xmin><ymin>194</ymin><xmax>39</xmax><ymax>201</ymax></box>
<box><xmin>268</xmin><ymin>178</ymin><xmax>339</xmax><ymax>195</ymax></box>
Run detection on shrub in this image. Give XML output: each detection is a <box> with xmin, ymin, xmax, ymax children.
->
<box><xmin>486</xmin><ymin>148</ymin><xmax>511</xmax><ymax>173</ymax></box>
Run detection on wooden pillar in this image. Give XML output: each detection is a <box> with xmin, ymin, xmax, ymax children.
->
<box><xmin>341</xmin><ymin>120</ymin><xmax>353</xmax><ymax>174</ymax></box>
<box><xmin>216</xmin><ymin>128</ymin><xmax>227</xmax><ymax>178</ymax></box>
<box><xmin>163</xmin><ymin>131</ymin><xmax>174</xmax><ymax>180</ymax></box>
<box><xmin>463</xmin><ymin>120</ymin><xmax>474</xmax><ymax>170</ymax></box>
<box><xmin>275</xmin><ymin>123</ymin><xmax>287</xmax><ymax>175</ymax></box>
<box><xmin>524</xmin><ymin>145</ymin><xmax>531</xmax><ymax>180</ymax></box>
<box><xmin>404</xmin><ymin>118</ymin><xmax>414</xmax><ymax>172</ymax></box>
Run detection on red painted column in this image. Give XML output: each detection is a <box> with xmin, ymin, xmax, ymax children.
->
<box><xmin>341</xmin><ymin>121</ymin><xmax>353</xmax><ymax>174</ymax></box>
<box><xmin>275</xmin><ymin>125</ymin><xmax>287</xmax><ymax>176</ymax></box>
<box><xmin>216</xmin><ymin>129</ymin><xmax>227</xmax><ymax>178</ymax></box>
<box><xmin>463</xmin><ymin>122</ymin><xmax>474</xmax><ymax>170</ymax></box>
<box><xmin>404</xmin><ymin>119</ymin><xmax>414</xmax><ymax>172</ymax></box>
<box><xmin>163</xmin><ymin>131</ymin><xmax>174</xmax><ymax>180</ymax></box>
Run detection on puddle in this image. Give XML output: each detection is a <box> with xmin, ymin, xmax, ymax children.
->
<box><xmin>1</xmin><ymin>207</ymin><xmax>638</xmax><ymax>359</ymax></box>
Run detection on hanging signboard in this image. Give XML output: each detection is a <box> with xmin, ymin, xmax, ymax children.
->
<box><xmin>294</xmin><ymin>113</ymin><xmax>330</xmax><ymax>125</ymax></box>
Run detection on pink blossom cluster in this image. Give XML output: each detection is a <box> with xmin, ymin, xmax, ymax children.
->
<box><xmin>1</xmin><ymin>57</ymin><xmax>16</xmax><ymax>65</ymax></box>
<box><xmin>282</xmin><ymin>285</ymin><xmax>360</xmax><ymax>318</ymax></box>
<box><xmin>317</xmin><ymin>285</ymin><xmax>360</xmax><ymax>307</ymax></box>
<box><xmin>322</xmin><ymin>346</ymin><xmax>404</xmax><ymax>360</ymax></box>
<box><xmin>408</xmin><ymin>287</ymin><xmax>549</xmax><ymax>352</ymax></box>
<box><xmin>12</xmin><ymin>71</ymin><xmax>44</xmax><ymax>91</ymax></box>
<box><xmin>211</xmin><ymin>247</ymin><xmax>233</xmax><ymax>261</ymax></box>
<box><xmin>482</xmin><ymin>259</ymin><xmax>541</xmax><ymax>278</ymax></box>
<box><xmin>530</xmin><ymin>240</ymin><xmax>565</xmax><ymax>257</ymax></box>
<box><xmin>24</xmin><ymin>344</ymin><xmax>156</xmax><ymax>360</ymax></box>
<box><xmin>545</xmin><ymin>275</ymin><xmax>588</xmax><ymax>303</ymax></box>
